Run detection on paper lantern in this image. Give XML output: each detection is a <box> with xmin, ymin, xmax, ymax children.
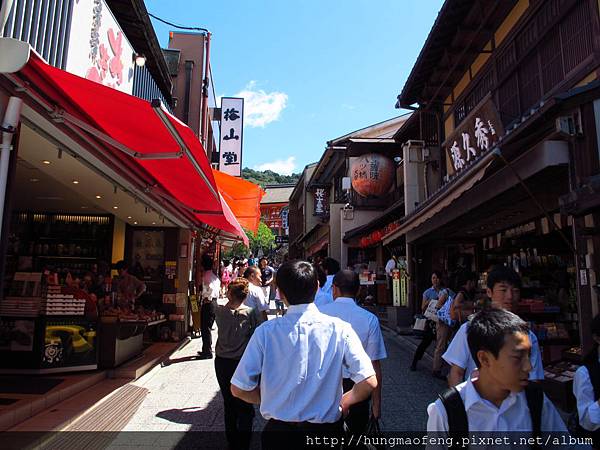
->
<box><xmin>350</xmin><ymin>154</ymin><xmax>394</xmax><ymax>197</ymax></box>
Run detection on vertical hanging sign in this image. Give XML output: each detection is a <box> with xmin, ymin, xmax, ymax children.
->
<box><xmin>219</xmin><ymin>97</ymin><xmax>244</xmax><ymax>177</ymax></box>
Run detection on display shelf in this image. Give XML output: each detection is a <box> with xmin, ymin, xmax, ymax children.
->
<box><xmin>146</xmin><ymin>319</ymin><xmax>167</xmax><ymax>327</ymax></box>
<box><xmin>35</xmin><ymin>256</ymin><xmax>97</xmax><ymax>260</ymax></box>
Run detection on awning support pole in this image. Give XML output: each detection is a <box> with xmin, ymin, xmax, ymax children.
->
<box><xmin>493</xmin><ymin>148</ymin><xmax>576</xmax><ymax>254</ymax></box>
<box><xmin>151</xmin><ymin>100</ymin><xmax>220</xmax><ymax>202</ymax></box>
<box><xmin>0</xmin><ymin>97</ymin><xmax>22</xmax><ymax>239</ymax></box>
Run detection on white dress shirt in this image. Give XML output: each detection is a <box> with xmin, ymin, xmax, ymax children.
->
<box><xmin>385</xmin><ymin>259</ymin><xmax>396</xmax><ymax>276</ymax></box>
<box><xmin>314</xmin><ymin>275</ymin><xmax>335</xmax><ymax>307</ymax></box>
<box><xmin>320</xmin><ymin>296</ymin><xmax>387</xmax><ymax>375</ymax></box>
<box><xmin>574</xmin><ymin>357</ymin><xmax>600</xmax><ymax>431</ymax></box>
<box><xmin>427</xmin><ymin>379</ymin><xmax>567</xmax><ymax>447</ymax></box>
<box><xmin>202</xmin><ymin>270</ymin><xmax>221</xmax><ymax>300</ymax></box>
<box><xmin>244</xmin><ymin>283</ymin><xmax>269</xmax><ymax>312</ymax></box>
<box><xmin>231</xmin><ymin>302</ymin><xmax>375</xmax><ymax>423</ymax></box>
<box><xmin>443</xmin><ymin>321</ymin><xmax>544</xmax><ymax>382</ymax></box>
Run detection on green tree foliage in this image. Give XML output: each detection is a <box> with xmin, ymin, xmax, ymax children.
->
<box><xmin>242</xmin><ymin>167</ymin><xmax>300</xmax><ymax>187</ymax></box>
<box><xmin>248</xmin><ymin>222</ymin><xmax>275</xmax><ymax>256</ymax></box>
<box><xmin>222</xmin><ymin>221</ymin><xmax>275</xmax><ymax>260</ymax></box>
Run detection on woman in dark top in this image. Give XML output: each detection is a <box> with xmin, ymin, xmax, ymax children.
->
<box><xmin>214</xmin><ymin>277</ymin><xmax>258</xmax><ymax>450</ymax></box>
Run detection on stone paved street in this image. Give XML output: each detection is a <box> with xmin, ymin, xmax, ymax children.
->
<box><xmin>117</xmin><ymin>325</ymin><xmax>446</xmax><ymax>434</ymax></box>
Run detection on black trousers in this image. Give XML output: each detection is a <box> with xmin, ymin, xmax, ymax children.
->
<box><xmin>201</xmin><ymin>300</ymin><xmax>216</xmax><ymax>354</ymax></box>
<box><xmin>214</xmin><ymin>356</ymin><xmax>255</xmax><ymax>450</ymax></box>
<box><xmin>342</xmin><ymin>378</ymin><xmax>370</xmax><ymax>435</ymax></box>
<box><xmin>262</xmin><ymin>418</ymin><xmax>344</xmax><ymax>450</ymax></box>
<box><xmin>412</xmin><ymin>320</ymin><xmax>435</xmax><ymax>365</ymax></box>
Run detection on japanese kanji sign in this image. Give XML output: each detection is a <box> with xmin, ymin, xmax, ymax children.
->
<box><xmin>445</xmin><ymin>98</ymin><xmax>504</xmax><ymax>174</ymax></box>
<box><xmin>219</xmin><ymin>97</ymin><xmax>244</xmax><ymax>177</ymax></box>
<box><xmin>314</xmin><ymin>188</ymin><xmax>329</xmax><ymax>216</ymax></box>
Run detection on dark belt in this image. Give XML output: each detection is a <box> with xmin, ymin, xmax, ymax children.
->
<box><xmin>267</xmin><ymin>418</ymin><xmax>343</xmax><ymax>429</ymax></box>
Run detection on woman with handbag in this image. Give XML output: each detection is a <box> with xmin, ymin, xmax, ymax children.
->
<box><xmin>410</xmin><ymin>271</ymin><xmax>443</xmax><ymax>373</ymax></box>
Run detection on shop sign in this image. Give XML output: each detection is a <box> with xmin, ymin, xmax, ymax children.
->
<box><xmin>281</xmin><ymin>207</ymin><xmax>289</xmax><ymax>231</ymax></box>
<box><xmin>392</xmin><ymin>269</ymin><xmax>401</xmax><ymax>306</ymax></box>
<box><xmin>275</xmin><ymin>235</ymin><xmax>289</xmax><ymax>244</ymax></box>
<box><xmin>350</xmin><ymin>154</ymin><xmax>395</xmax><ymax>197</ymax></box>
<box><xmin>400</xmin><ymin>272</ymin><xmax>407</xmax><ymax>307</ymax></box>
<box><xmin>504</xmin><ymin>222</ymin><xmax>537</xmax><ymax>238</ymax></box>
<box><xmin>359</xmin><ymin>220</ymin><xmax>402</xmax><ymax>248</ymax></box>
<box><xmin>314</xmin><ymin>188</ymin><xmax>329</xmax><ymax>216</ymax></box>
<box><xmin>66</xmin><ymin>0</ymin><xmax>135</xmax><ymax>94</ymax></box>
<box><xmin>219</xmin><ymin>97</ymin><xmax>244</xmax><ymax>177</ymax></box>
<box><xmin>445</xmin><ymin>98</ymin><xmax>504</xmax><ymax>174</ymax></box>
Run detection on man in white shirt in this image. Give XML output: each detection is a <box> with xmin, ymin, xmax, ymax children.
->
<box><xmin>231</xmin><ymin>260</ymin><xmax>377</xmax><ymax>450</ymax></box>
<box><xmin>384</xmin><ymin>255</ymin><xmax>396</xmax><ymax>292</ymax></box>
<box><xmin>427</xmin><ymin>309</ymin><xmax>567</xmax><ymax>448</ymax></box>
<box><xmin>243</xmin><ymin>266</ymin><xmax>269</xmax><ymax>322</ymax></box>
<box><xmin>444</xmin><ymin>265</ymin><xmax>544</xmax><ymax>386</ymax></box>
<box><xmin>314</xmin><ymin>257</ymin><xmax>340</xmax><ymax>308</ymax></box>
<box><xmin>314</xmin><ymin>265</ymin><xmax>332</xmax><ymax>307</ymax></box>
<box><xmin>320</xmin><ymin>270</ymin><xmax>387</xmax><ymax>434</ymax></box>
<box><xmin>198</xmin><ymin>254</ymin><xmax>221</xmax><ymax>359</ymax></box>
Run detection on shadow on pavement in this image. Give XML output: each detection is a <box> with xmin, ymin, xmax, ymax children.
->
<box><xmin>160</xmin><ymin>355</ymin><xmax>200</xmax><ymax>367</ymax></box>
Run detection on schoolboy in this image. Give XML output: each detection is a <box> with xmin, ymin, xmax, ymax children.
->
<box><xmin>444</xmin><ymin>265</ymin><xmax>544</xmax><ymax>386</ymax></box>
<box><xmin>231</xmin><ymin>260</ymin><xmax>376</xmax><ymax>450</ymax></box>
<box><xmin>427</xmin><ymin>309</ymin><xmax>567</xmax><ymax>442</ymax></box>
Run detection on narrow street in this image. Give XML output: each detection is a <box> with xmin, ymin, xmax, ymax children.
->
<box><xmin>5</xmin><ymin>319</ymin><xmax>446</xmax><ymax>448</ymax></box>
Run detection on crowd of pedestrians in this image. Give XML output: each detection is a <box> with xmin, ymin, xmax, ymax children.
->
<box><xmin>196</xmin><ymin>254</ymin><xmax>600</xmax><ymax>449</ymax></box>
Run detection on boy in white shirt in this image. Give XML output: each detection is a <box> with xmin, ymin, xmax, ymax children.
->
<box><xmin>444</xmin><ymin>266</ymin><xmax>544</xmax><ymax>386</ymax></box>
<box><xmin>427</xmin><ymin>309</ymin><xmax>567</xmax><ymax>448</ymax></box>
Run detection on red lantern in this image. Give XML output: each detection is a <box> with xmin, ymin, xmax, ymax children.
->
<box><xmin>350</xmin><ymin>153</ymin><xmax>394</xmax><ymax>197</ymax></box>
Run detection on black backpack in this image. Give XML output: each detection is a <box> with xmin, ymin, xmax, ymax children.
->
<box><xmin>439</xmin><ymin>383</ymin><xmax>544</xmax><ymax>449</ymax></box>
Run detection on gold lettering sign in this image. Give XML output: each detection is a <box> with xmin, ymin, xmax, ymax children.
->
<box><xmin>444</xmin><ymin>95</ymin><xmax>504</xmax><ymax>175</ymax></box>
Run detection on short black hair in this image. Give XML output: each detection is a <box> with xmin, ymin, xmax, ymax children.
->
<box><xmin>487</xmin><ymin>265</ymin><xmax>521</xmax><ymax>290</ymax></box>
<box><xmin>333</xmin><ymin>270</ymin><xmax>360</xmax><ymax>297</ymax></box>
<box><xmin>259</xmin><ymin>257</ymin><xmax>268</xmax><ymax>263</ymax></box>
<box><xmin>316</xmin><ymin>265</ymin><xmax>327</xmax><ymax>287</ymax></box>
<box><xmin>276</xmin><ymin>260</ymin><xmax>317</xmax><ymax>305</ymax></box>
<box><xmin>322</xmin><ymin>257</ymin><xmax>340</xmax><ymax>275</ymax></box>
<box><xmin>201</xmin><ymin>255</ymin><xmax>213</xmax><ymax>271</ymax></box>
<box><xmin>467</xmin><ymin>308</ymin><xmax>529</xmax><ymax>368</ymax></box>
<box><xmin>243</xmin><ymin>266</ymin><xmax>259</xmax><ymax>279</ymax></box>
<box><xmin>115</xmin><ymin>260</ymin><xmax>128</xmax><ymax>271</ymax></box>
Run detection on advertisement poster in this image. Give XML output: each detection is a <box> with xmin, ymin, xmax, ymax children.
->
<box><xmin>41</xmin><ymin>320</ymin><xmax>97</xmax><ymax>369</ymax></box>
<box><xmin>0</xmin><ymin>319</ymin><xmax>35</xmax><ymax>351</ymax></box>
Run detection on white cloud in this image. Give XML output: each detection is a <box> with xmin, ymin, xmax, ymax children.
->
<box><xmin>254</xmin><ymin>156</ymin><xmax>296</xmax><ymax>175</ymax></box>
<box><xmin>233</xmin><ymin>81</ymin><xmax>288</xmax><ymax>128</ymax></box>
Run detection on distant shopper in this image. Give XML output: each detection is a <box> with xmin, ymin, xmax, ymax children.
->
<box><xmin>320</xmin><ymin>270</ymin><xmax>387</xmax><ymax>434</ymax></box>
<box><xmin>427</xmin><ymin>309</ymin><xmax>566</xmax><ymax>446</ymax></box>
<box><xmin>214</xmin><ymin>277</ymin><xmax>258</xmax><ymax>450</ymax></box>
<box><xmin>385</xmin><ymin>254</ymin><xmax>397</xmax><ymax>296</ymax></box>
<box><xmin>243</xmin><ymin>266</ymin><xmax>269</xmax><ymax>322</ymax></box>
<box><xmin>231</xmin><ymin>260</ymin><xmax>377</xmax><ymax>450</ymax></box>
<box><xmin>449</xmin><ymin>271</ymin><xmax>477</xmax><ymax>326</ymax></box>
<box><xmin>444</xmin><ymin>265</ymin><xmax>544</xmax><ymax>386</ymax></box>
<box><xmin>314</xmin><ymin>265</ymin><xmax>331</xmax><ymax>307</ymax></box>
<box><xmin>315</xmin><ymin>257</ymin><xmax>340</xmax><ymax>307</ymax></box>
<box><xmin>573</xmin><ymin>314</ymin><xmax>600</xmax><ymax>447</ymax></box>
<box><xmin>114</xmin><ymin>260</ymin><xmax>146</xmax><ymax>310</ymax></box>
<box><xmin>197</xmin><ymin>255</ymin><xmax>220</xmax><ymax>359</ymax></box>
<box><xmin>410</xmin><ymin>271</ymin><xmax>443</xmax><ymax>372</ymax></box>
<box><xmin>259</xmin><ymin>257</ymin><xmax>274</xmax><ymax>299</ymax></box>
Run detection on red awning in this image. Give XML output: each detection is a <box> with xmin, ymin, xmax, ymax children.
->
<box><xmin>12</xmin><ymin>51</ymin><xmax>247</xmax><ymax>243</ymax></box>
<box><xmin>212</xmin><ymin>169</ymin><xmax>265</xmax><ymax>233</ymax></box>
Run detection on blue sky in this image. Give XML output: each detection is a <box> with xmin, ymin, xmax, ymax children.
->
<box><xmin>146</xmin><ymin>0</ymin><xmax>444</xmax><ymax>175</ymax></box>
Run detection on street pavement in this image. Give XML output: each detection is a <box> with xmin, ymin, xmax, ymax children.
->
<box><xmin>118</xmin><ymin>321</ymin><xmax>447</xmax><ymax>434</ymax></box>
